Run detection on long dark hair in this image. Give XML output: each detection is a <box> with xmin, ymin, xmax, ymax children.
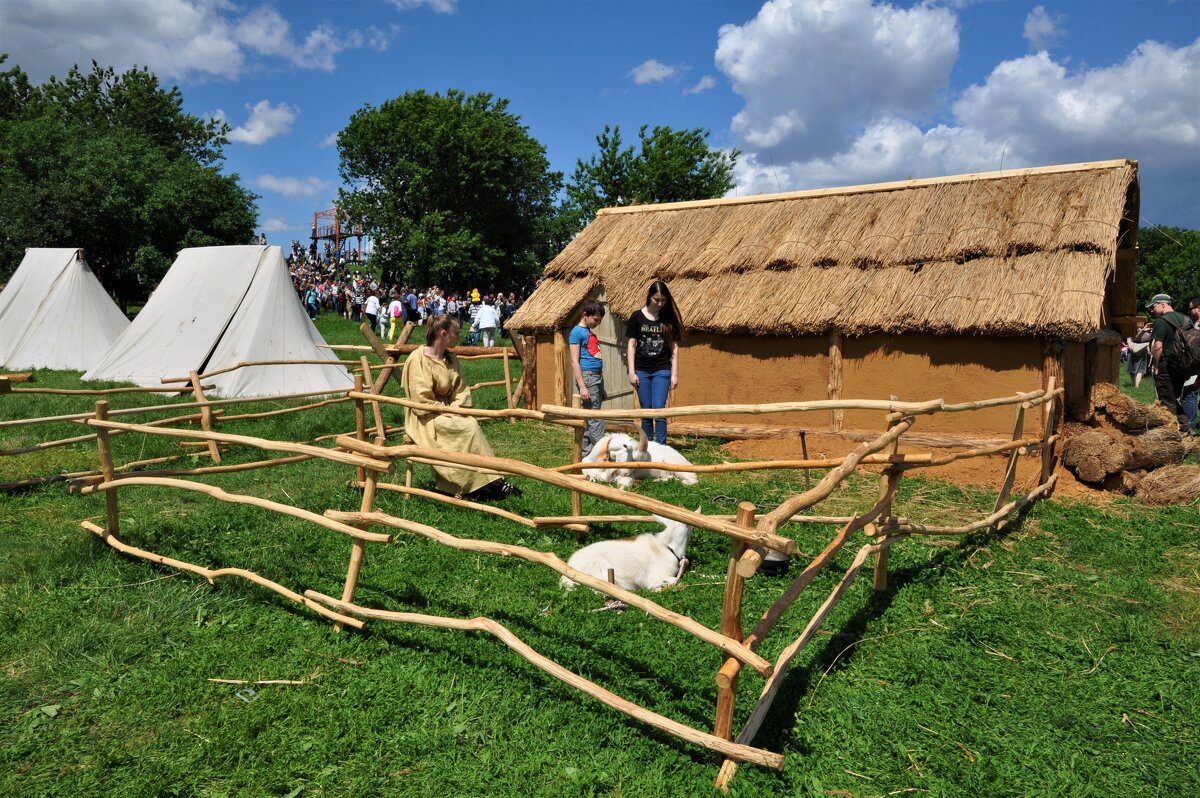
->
<box><xmin>646</xmin><ymin>280</ymin><xmax>686</xmax><ymax>344</ymax></box>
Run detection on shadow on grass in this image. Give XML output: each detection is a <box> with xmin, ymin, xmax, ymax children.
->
<box><xmin>749</xmin><ymin>507</ymin><xmax>1037</xmax><ymax>758</ymax></box>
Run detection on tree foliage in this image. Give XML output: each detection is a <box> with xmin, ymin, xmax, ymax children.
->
<box><xmin>337</xmin><ymin>89</ymin><xmax>562</xmax><ymax>290</ymax></box>
<box><xmin>1136</xmin><ymin>225</ymin><xmax>1200</xmax><ymax>308</ymax></box>
<box><xmin>565</xmin><ymin>124</ymin><xmax>739</xmax><ymax>230</ymax></box>
<box><xmin>0</xmin><ymin>56</ymin><xmax>257</xmax><ymax>307</ymax></box>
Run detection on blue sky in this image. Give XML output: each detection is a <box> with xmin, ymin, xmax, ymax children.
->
<box><xmin>4</xmin><ymin>0</ymin><xmax>1198</xmax><ymax>245</ymax></box>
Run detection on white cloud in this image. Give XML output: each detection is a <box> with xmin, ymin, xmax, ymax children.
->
<box><xmin>1023</xmin><ymin>6</ymin><xmax>1064</xmax><ymax>52</ymax></box>
<box><xmin>629</xmin><ymin>59</ymin><xmax>679</xmax><ymax>85</ymax></box>
<box><xmin>685</xmin><ymin>75</ymin><xmax>717</xmax><ymax>95</ymax></box>
<box><xmin>261</xmin><ymin>218</ymin><xmax>293</xmax><ymax>233</ymax></box>
<box><xmin>715</xmin><ymin>0</ymin><xmax>959</xmax><ymax>161</ymax></box>
<box><xmin>2</xmin><ymin>0</ymin><xmax>394</xmax><ymax>82</ymax></box>
<box><xmin>320</xmin><ymin>131</ymin><xmax>340</xmax><ymax>148</ymax></box>
<box><xmin>226</xmin><ymin>100</ymin><xmax>298</xmax><ymax>145</ymax></box>
<box><xmin>388</xmin><ymin>0</ymin><xmax>457</xmax><ymax>13</ymax></box>
<box><xmin>718</xmin><ymin>1</ymin><xmax>1200</xmax><ymax>224</ymax></box>
<box><xmin>251</xmin><ymin>175</ymin><xmax>333</xmax><ymax>200</ymax></box>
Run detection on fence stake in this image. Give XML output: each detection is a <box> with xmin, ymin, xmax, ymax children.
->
<box><xmin>570</xmin><ymin>393</ymin><xmax>584</xmax><ymax>522</ymax></box>
<box><xmin>992</xmin><ymin>400</ymin><xmax>1029</xmax><ymax>519</ymax></box>
<box><xmin>353</xmin><ymin>374</ymin><xmax>365</xmax><ymax>485</ymax></box>
<box><xmin>873</xmin><ymin>402</ymin><xmax>902</xmax><ymax>591</ymax></box>
<box><xmin>714</xmin><ymin>502</ymin><xmax>754</xmax><ymax>743</ymax></box>
<box><xmin>502</xmin><ymin>349</ymin><xmax>515</xmax><ymax>415</ymax></box>
<box><xmin>336</xmin><ymin>435</ymin><xmax>384</xmax><ymax>633</ymax></box>
<box><xmin>1040</xmin><ymin>376</ymin><xmax>1059</xmax><ymax>488</ymax></box>
<box><xmin>189</xmin><ymin>370</ymin><xmax>221</xmax><ymax>463</ymax></box>
<box><xmin>360</xmin><ymin>356</ymin><xmax>385</xmax><ymax>440</ymax></box>
<box><xmin>93</xmin><ymin>401</ymin><xmax>119</xmax><ymax>539</ymax></box>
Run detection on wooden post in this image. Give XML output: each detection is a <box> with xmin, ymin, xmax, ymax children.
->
<box><xmin>502</xmin><ymin>350</ymin><xmax>515</xmax><ymax>414</ymax></box>
<box><xmin>189</xmin><ymin>370</ymin><xmax>221</xmax><ymax>463</ymax></box>
<box><xmin>873</xmin><ymin>406</ymin><xmax>901</xmax><ymax>592</ymax></box>
<box><xmin>336</xmin><ymin>435</ymin><xmax>385</xmax><ymax>633</ymax></box>
<box><xmin>828</xmin><ymin>330</ymin><xmax>843</xmax><ymax>432</ymax></box>
<box><xmin>714</xmin><ymin>502</ymin><xmax>754</xmax><ymax>743</ymax></box>
<box><xmin>353</xmin><ymin>374</ymin><xmax>365</xmax><ymax>484</ymax></box>
<box><xmin>1040</xmin><ymin>376</ymin><xmax>1059</xmax><ymax>487</ymax></box>
<box><xmin>993</xmin><ymin>400</ymin><xmax>1028</xmax><ymax>517</ymax></box>
<box><xmin>570</xmin><ymin>393</ymin><xmax>584</xmax><ymax>520</ymax></box>
<box><xmin>360</xmin><ymin>356</ymin><xmax>385</xmax><ymax>440</ymax></box>
<box><xmin>93</xmin><ymin>401</ymin><xmax>120</xmax><ymax>539</ymax></box>
<box><xmin>520</xmin><ymin>334</ymin><xmax>537</xmax><ymax>409</ymax></box>
<box><xmin>553</xmin><ymin>331</ymin><xmax>568</xmax><ymax>407</ymax></box>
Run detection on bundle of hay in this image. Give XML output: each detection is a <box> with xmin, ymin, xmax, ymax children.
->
<box><xmin>1134</xmin><ymin>465</ymin><xmax>1200</xmax><ymax>505</ymax></box>
<box><xmin>1061</xmin><ymin>383</ymin><xmax>1192</xmax><ymax>491</ymax></box>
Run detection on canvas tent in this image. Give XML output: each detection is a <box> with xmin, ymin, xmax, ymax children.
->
<box><xmin>0</xmin><ymin>248</ymin><xmax>130</xmax><ymax>371</ymax></box>
<box><xmin>84</xmin><ymin>245</ymin><xmax>352</xmax><ymax>398</ymax></box>
<box><xmin>506</xmin><ymin>160</ymin><xmax>1142</xmax><ymax>438</ymax></box>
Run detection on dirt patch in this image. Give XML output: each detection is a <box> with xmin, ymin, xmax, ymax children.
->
<box><xmin>721</xmin><ymin>432</ymin><xmax>1112</xmax><ymax>502</ymax></box>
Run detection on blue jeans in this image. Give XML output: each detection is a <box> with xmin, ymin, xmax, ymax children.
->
<box><xmin>635</xmin><ymin>368</ymin><xmax>671</xmax><ymax>444</ymax></box>
<box><xmin>1183</xmin><ymin>382</ymin><xmax>1198</xmax><ymax>431</ymax></box>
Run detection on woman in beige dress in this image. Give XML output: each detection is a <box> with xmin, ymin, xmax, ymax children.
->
<box><xmin>400</xmin><ymin>315</ymin><xmax>521</xmax><ymax>500</ymax></box>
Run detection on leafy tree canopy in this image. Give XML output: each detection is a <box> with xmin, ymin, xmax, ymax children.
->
<box><xmin>1136</xmin><ymin>225</ymin><xmax>1200</xmax><ymax>309</ymax></box>
<box><xmin>0</xmin><ymin>56</ymin><xmax>258</xmax><ymax>308</ymax></box>
<box><xmin>337</xmin><ymin>89</ymin><xmax>562</xmax><ymax>291</ymax></box>
<box><xmin>565</xmin><ymin>124</ymin><xmax>739</xmax><ymax>230</ymax></box>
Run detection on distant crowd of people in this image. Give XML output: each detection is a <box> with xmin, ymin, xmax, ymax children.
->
<box><xmin>286</xmin><ymin>242</ymin><xmax>536</xmax><ymax>344</ymax></box>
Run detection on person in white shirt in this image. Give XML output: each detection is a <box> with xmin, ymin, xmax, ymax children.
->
<box><xmin>475</xmin><ymin>298</ymin><xmax>501</xmax><ymax>347</ymax></box>
<box><xmin>364</xmin><ymin>290</ymin><xmax>381</xmax><ymax>330</ymax></box>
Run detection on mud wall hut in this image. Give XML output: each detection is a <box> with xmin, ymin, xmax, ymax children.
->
<box><xmin>505</xmin><ymin>160</ymin><xmax>1141</xmax><ymax>440</ymax></box>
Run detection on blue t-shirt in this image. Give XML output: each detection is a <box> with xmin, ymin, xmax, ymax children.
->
<box><xmin>569</xmin><ymin>324</ymin><xmax>603</xmax><ymax>372</ymax></box>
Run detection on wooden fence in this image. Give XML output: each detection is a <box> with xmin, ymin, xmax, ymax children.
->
<box><xmin>70</xmin><ymin>375</ymin><xmax>1060</xmax><ymax>789</ymax></box>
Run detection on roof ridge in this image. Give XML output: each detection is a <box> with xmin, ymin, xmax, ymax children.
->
<box><xmin>596</xmin><ymin>159</ymin><xmax>1137</xmax><ymax>217</ymax></box>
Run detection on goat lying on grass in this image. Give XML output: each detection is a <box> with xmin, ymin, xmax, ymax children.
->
<box><xmin>580</xmin><ymin>431</ymin><xmax>697</xmax><ymax>490</ymax></box>
<box><xmin>559</xmin><ymin>512</ymin><xmax>696</xmax><ymax>592</ymax></box>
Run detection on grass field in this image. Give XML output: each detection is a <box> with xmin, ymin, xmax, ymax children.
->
<box><xmin>2</xmin><ymin>316</ymin><xmax>1198</xmax><ymax>797</ymax></box>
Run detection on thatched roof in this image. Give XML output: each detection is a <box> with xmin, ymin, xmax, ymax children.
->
<box><xmin>507</xmin><ymin>160</ymin><xmax>1138</xmax><ymax>339</ymax></box>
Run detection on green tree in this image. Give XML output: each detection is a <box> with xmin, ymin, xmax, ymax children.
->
<box><xmin>0</xmin><ymin>57</ymin><xmax>257</xmax><ymax>308</ymax></box>
<box><xmin>1136</xmin><ymin>225</ymin><xmax>1200</xmax><ymax>308</ymax></box>
<box><xmin>565</xmin><ymin>124</ymin><xmax>739</xmax><ymax>230</ymax></box>
<box><xmin>336</xmin><ymin>89</ymin><xmax>562</xmax><ymax>290</ymax></box>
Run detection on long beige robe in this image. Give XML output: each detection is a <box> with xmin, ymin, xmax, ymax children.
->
<box><xmin>400</xmin><ymin>349</ymin><xmax>498</xmax><ymax>495</ymax></box>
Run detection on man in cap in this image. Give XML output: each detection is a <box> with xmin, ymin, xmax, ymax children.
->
<box><xmin>1146</xmin><ymin>293</ymin><xmax>1194</xmax><ymax>434</ymax></box>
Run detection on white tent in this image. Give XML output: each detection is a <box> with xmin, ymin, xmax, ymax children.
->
<box><xmin>84</xmin><ymin>245</ymin><xmax>353</xmax><ymax>398</ymax></box>
<box><xmin>0</xmin><ymin>248</ymin><xmax>130</xmax><ymax>371</ymax></box>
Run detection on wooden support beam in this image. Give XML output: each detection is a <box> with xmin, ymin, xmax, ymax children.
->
<box><xmin>828</xmin><ymin>329</ymin><xmax>843</xmax><ymax>432</ymax></box>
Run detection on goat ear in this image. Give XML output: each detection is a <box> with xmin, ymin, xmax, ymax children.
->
<box><xmin>595</xmin><ymin>437</ymin><xmax>610</xmax><ymax>462</ymax></box>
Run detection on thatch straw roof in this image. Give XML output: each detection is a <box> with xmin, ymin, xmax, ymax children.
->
<box><xmin>508</xmin><ymin>160</ymin><xmax>1138</xmax><ymax>339</ymax></box>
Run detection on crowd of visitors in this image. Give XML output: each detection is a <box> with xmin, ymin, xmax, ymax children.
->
<box><xmin>286</xmin><ymin>241</ymin><xmax>534</xmax><ymax>344</ymax></box>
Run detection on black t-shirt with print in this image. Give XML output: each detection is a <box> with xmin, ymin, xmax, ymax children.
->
<box><xmin>627</xmin><ymin>309</ymin><xmax>671</xmax><ymax>372</ymax></box>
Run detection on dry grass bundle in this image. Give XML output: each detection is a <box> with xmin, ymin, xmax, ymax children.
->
<box><xmin>1134</xmin><ymin>465</ymin><xmax>1200</xmax><ymax>505</ymax></box>
<box><xmin>1061</xmin><ymin>425</ymin><xmax>1130</xmax><ymax>483</ymax></box>
<box><xmin>1101</xmin><ymin>392</ymin><xmax>1176</xmax><ymax>432</ymax></box>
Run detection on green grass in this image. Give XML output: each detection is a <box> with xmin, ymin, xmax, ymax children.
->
<box><xmin>2</xmin><ymin>338</ymin><xmax>1197</xmax><ymax>797</ymax></box>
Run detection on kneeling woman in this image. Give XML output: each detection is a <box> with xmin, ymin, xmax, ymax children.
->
<box><xmin>400</xmin><ymin>315</ymin><xmax>521</xmax><ymax>500</ymax></box>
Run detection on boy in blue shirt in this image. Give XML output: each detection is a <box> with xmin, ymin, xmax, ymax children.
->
<box><xmin>569</xmin><ymin>300</ymin><xmax>606</xmax><ymax>457</ymax></box>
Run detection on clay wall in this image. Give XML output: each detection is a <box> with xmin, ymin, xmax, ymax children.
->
<box><xmin>528</xmin><ymin>331</ymin><xmax>1048</xmax><ymax>438</ymax></box>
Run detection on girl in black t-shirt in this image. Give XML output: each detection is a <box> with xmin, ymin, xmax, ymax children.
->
<box><xmin>627</xmin><ymin>280</ymin><xmax>686</xmax><ymax>444</ymax></box>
